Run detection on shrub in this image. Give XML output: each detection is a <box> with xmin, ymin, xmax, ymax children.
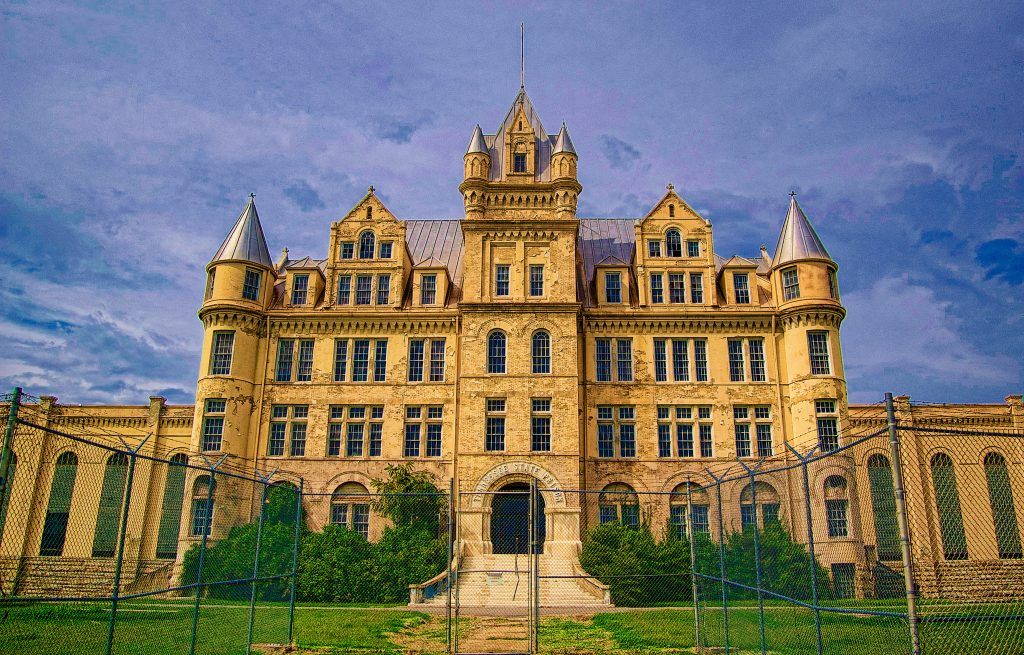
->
<box><xmin>579</xmin><ymin>521</ymin><xmax>692</xmax><ymax>606</ymax></box>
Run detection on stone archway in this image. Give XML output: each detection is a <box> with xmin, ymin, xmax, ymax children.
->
<box><xmin>489</xmin><ymin>482</ymin><xmax>546</xmax><ymax>554</ymax></box>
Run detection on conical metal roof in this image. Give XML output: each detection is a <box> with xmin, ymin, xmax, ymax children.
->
<box><xmin>210</xmin><ymin>195</ymin><xmax>273</xmax><ymax>269</ymax></box>
<box><xmin>771</xmin><ymin>195</ymin><xmax>832</xmax><ymax>268</ymax></box>
<box><xmin>466</xmin><ymin>124</ymin><xmax>488</xmax><ymax>155</ymax></box>
<box><xmin>552</xmin><ymin>122</ymin><xmax>576</xmax><ymax>155</ymax></box>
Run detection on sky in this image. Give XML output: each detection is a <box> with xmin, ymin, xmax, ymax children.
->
<box><xmin>1</xmin><ymin>1</ymin><xmax>1022</xmax><ymax>405</ymax></box>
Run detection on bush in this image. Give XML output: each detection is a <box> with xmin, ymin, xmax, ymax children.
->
<box><xmin>579</xmin><ymin>521</ymin><xmax>692</xmax><ymax>606</ymax></box>
<box><xmin>297</xmin><ymin>524</ymin><xmax>374</xmax><ymax>602</ymax></box>
<box><xmin>719</xmin><ymin>522</ymin><xmax>833</xmax><ymax>601</ymax></box>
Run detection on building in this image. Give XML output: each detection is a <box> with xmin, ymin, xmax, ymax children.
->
<box><xmin>1</xmin><ymin>84</ymin><xmax>1021</xmax><ymax>604</ymax></box>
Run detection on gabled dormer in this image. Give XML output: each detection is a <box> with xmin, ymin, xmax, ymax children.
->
<box><xmin>719</xmin><ymin>256</ymin><xmax>762</xmax><ymax>307</ymax></box>
<box><xmin>328</xmin><ymin>187</ymin><xmax>407</xmax><ymax>310</ymax></box>
<box><xmin>410</xmin><ymin>258</ymin><xmax>450</xmax><ymax>309</ymax></box>
<box><xmin>282</xmin><ymin>257</ymin><xmax>325</xmax><ymax>309</ymax></box>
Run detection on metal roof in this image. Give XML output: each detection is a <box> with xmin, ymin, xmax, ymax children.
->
<box><xmin>487</xmin><ymin>88</ymin><xmax>554</xmax><ymax>181</ymax></box>
<box><xmin>552</xmin><ymin>123</ymin><xmax>576</xmax><ymax>155</ymax></box>
<box><xmin>771</xmin><ymin>196</ymin><xmax>833</xmax><ymax>268</ymax></box>
<box><xmin>210</xmin><ymin>196</ymin><xmax>274</xmax><ymax>269</ymax></box>
<box><xmin>578</xmin><ymin>218</ymin><xmax>636</xmax><ymax>306</ymax></box>
<box><xmin>405</xmin><ymin>219</ymin><xmax>464</xmax><ymax>303</ymax></box>
<box><xmin>466</xmin><ymin>124</ymin><xmax>488</xmax><ymax>155</ymax></box>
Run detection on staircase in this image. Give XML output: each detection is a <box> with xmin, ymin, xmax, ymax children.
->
<box><xmin>424</xmin><ymin>553</ymin><xmax>610</xmax><ymax>608</ymax></box>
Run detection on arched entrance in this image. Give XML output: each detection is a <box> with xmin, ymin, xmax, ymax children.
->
<box><xmin>490</xmin><ymin>482</ymin><xmax>545</xmax><ymax>554</ymax></box>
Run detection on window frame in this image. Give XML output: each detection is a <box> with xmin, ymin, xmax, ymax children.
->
<box><xmin>209</xmin><ymin>331</ymin><xmax>235</xmax><ymax>376</ymax></box>
<box><xmin>242</xmin><ymin>268</ymin><xmax>262</xmax><ymax>302</ymax></box>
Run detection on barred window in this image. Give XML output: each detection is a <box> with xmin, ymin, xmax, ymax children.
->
<box><xmin>530</xmin><ymin>265</ymin><xmax>544</xmax><ymax>297</ymax></box>
<box><xmin>815</xmin><ymin>400</ymin><xmax>840</xmax><ymax>452</ymax></box>
<box><xmin>782</xmin><ymin>267</ymin><xmax>800</xmax><ymax>300</ymax></box>
<box><xmin>597</xmin><ymin>405</ymin><xmax>636</xmax><ymax>458</ymax></box>
<box><xmin>201</xmin><ymin>399</ymin><xmax>226</xmax><ymax>452</ymax></box>
<box><xmin>648</xmin><ymin>240</ymin><xmax>662</xmax><ymax>258</ymax></box>
<box><xmin>532</xmin><ymin>331</ymin><xmax>551</xmax><ymax>374</ymax></box>
<box><xmin>355</xmin><ymin>275</ymin><xmax>372</xmax><ymax>305</ymax></box>
<box><xmin>669</xmin><ymin>273</ymin><xmax>685</xmax><ymax>303</ymax></box>
<box><xmin>689</xmin><ymin>273</ymin><xmax>703</xmax><ymax>303</ymax></box>
<box><xmin>155</xmin><ymin>454</ymin><xmax>187</xmax><ymax>559</ymax></box>
<box><xmin>268</xmin><ymin>405</ymin><xmax>308</xmax><ymax>457</ymax></box>
<box><xmin>334</xmin><ymin>339</ymin><xmax>349</xmax><ymax>382</ymax></box>
<box><xmin>686</xmin><ymin>240</ymin><xmax>700</xmax><ymax>258</ymax></box>
<box><xmin>531</xmin><ymin>398</ymin><xmax>551</xmax><ymax>452</ymax></box>
<box><xmin>358</xmin><ymin>231</ymin><xmax>375</xmax><ymax>259</ymax></box>
<box><xmin>487</xmin><ymin>331</ymin><xmax>507</xmax><ymax>374</ymax></box>
<box><xmin>867</xmin><ymin>454</ymin><xmax>901</xmax><ymax>560</ymax></box>
<box><xmin>666</xmin><ymin>229</ymin><xmax>682</xmax><ymax>257</ymax></box>
<box><xmin>243</xmin><ymin>268</ymin><xmax>261</xmax><ymax>301</ymax></box>
<box><xmin>336</xmin><ymin>275</ymin><xmax>351</xmax><ymax>304</ymax></box>
<box><xmin>376</xmin><ymin>274</ymin><xmax>391</xmax><ymax>305</ymax></box>
<box><xmin>485</xmin><ymin>399</ymin><xmax>506</xmax><ymax>451</ymax></box>
<box><xmin>327</xmin><ymin>405</ymin><xmax>383</xmax><ymax>457</ymax></box>
<box><xmin>616</xmin><ymin>338</ymin><xmax>633</xmax><ymax>382</ymax></box>
<box><xmin>373</xmin><ymin>339</ymin><xmax>388</xmax><ymax>382</ymax></box>
<box><xmin>605</xmin><ymin>272</ymin><xmax>622</xmax><ymax>303</ymax></box>
<box><xmin>733</xmin><ymin>272</ymin><xmax>750</xmax><ymax>304</ymax></box>
<box><xmin>379</xmin><ymin>241</ymin><xmax>393</xmax><ymax>259</ymax></box>
<box><xmin>495</xmin><ymin>264</ymin><xmax>510</xmax><ymax>296</ymax></box>
<box><xmin>658</xmin><ymin>405</ymin><xmax>713</xmax><ymax>458</ymax></box>
<box><xmin>650</xmin><ymin>273</ymin><xmax>664</xmax><ymax>303</ymax></box>
<box><xmin>210</xmin><ymin>331</ymin><xmax>234</xmax><ymax>376</ymax></box>
<box><xmin>808</xmin><ymin>331</ymin><xmax>831</xmax><ymax>375</ymax></box>
<box><xmin>290</xmin><ymin>274</ymin><xmax>309</xmax><ymax>305</ymax></box>
<box><xmin>429</xmin><ymin>338</ymin><xmax>446</xmax><ymax>382</ymax></box>
<box><xmin>404</xmin><ymin>405</ymin><xmax>444</xmax><ymax>458</ymax></box>
<box><xmin>421</xmin><ymin>274</ymin><xmax>437</xmax><ymax>305</ymax></box>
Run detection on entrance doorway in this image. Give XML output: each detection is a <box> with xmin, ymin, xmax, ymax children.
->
<box><xmin>490</xmin><ymin>482</ymin><xmax>545</xmax><ymax>554</ymax></box>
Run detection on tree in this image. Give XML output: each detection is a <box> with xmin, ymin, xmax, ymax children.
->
<box><xmin>370</xmin><ymin>463</ymin><xmax>448</xmax><ymax>535</ymax></box>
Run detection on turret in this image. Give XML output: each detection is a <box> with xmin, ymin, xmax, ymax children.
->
<box><xmin>463</xmin><ymin>124</ymin><xmax>491</xmax><ymax>181</ymax></box>
<box><xmin>770</xmin><ymin>193</ymin><xmax>840</xmax><ymax>310</ymax></box>
<box><xmin>550</xmin><ymin>122</ymin><xmax>577</xmax><ymax>180</ymax></box>
<box><xmin>204</xmin><ymin>194</ymin><xmax>275</xmax><ymax>309</ymax></box>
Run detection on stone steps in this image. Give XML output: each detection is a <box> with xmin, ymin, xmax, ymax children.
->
<box><xmin>429</xmin><ymin>554</ymin><xmax>610</xmax><ymax>607</ymax></box>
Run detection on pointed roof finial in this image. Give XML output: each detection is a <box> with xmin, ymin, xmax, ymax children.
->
<box><xmin>789</xmin><ymin>190</ymin><xmax>797</xmax><ymax>198</ymax></box>
<box><xmin>520</xmin><ymin>23</ymin><xmax>525</xmax><ymax>89</ymax></box>
<box><xmin>210</xmin><ymin>194</ymin><xmax>273</xmax><ymax>268</ymax></box>
<box><xmin>772</xmin><ymin>193</ymin><xmax>833</xmax><ymax>268</ymax></box>
<box><xmin>368</xmin><ymin>185</ymin><xmax>375</xmax><ymax>195</ymax></box>
<box><xmin>249</xmin><ymin>191</ymin><xmax>256</xmax><ymax>199</ymax></box>
<box><xmin>667</xmin><ymin>183</ymin><xmax>675</xmax><ymax>191</ymax></box>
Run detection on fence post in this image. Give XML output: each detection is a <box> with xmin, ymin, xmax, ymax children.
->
<box><xmin>801</xmin><ymin>451</ymin><xmax>824</xmax><ymax>655</ymax></box>
<box><xmin>190</xmin><ymin>455</ymin><xmax>225</xmax><ymax>655</ymax></box>
<box><xmin>104</xmin><ymin>439</ymin><xmax>145</xmax><ymax>655</ymax></box>
<box><xmin>708</xmin><ymin>469</ymin><xmax>730</xmax><ymax>654</ymax></box>
<box><xmin>246</xmin><ymin>478</ymin><xmax>271</xmax><ymax>655</ymax></box>
<box><xmin>741</xmin><ymin>461</ymin><xmax>767</xmax><ymax>655</ymax></box>
<box><xmin>885</xmin><ymin>392</ymin><xmax>922</xmax><ymax>655</ymax></box>
<box><xmin>446</xmin><ymin>478</ymin><xmax>454</xmax><ymax>654</ymax></box>
<box><xmin>686</xmin><ymin>481</ymin><xmax>701</xmax><ymax>651</ymax></box>
<box><xmin>0</xmin><ymin>387</ymin><xmax>22</xmax><ymax>521</ymax></box>
<box><xmin>287</xmin><ymin>478</ymin><xmax>302</xmax><ymax>646</ymax></box>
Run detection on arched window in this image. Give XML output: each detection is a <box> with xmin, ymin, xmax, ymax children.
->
<box><xmin>599</xmin><ymin>483</ymin><xmax>639</xmax><ymax>526</ymax></box>
<box><xmin>264</xmin><ymin>481</ymin><xmax>299</xmax><ymax>525</ymax></box>
<box><xmin>358</xmin><ymin>231</ymin><xmax>376</xmax><ymax>259</ymax></box>
<box><xmin>40</xmin><ymin>451</ymin><xmax>78</xmax><ymax>556</ymax></box>
<box><xmin>867</xmin><ymin>454</ymin><xmax>901</xmax><ymax>560</ymax></box>
<box><xmin>666</xmin><ymin>229</ymin><xmax>682</xmax><ymax>258</ymax></box>
<box><xmin>931</xmin><ymin>453</ymin><xmax>968</xmax><ymax>560</ymax></box>
<box><xmin>984</xmin><ymin>452</ymin><xmax>1022</xmax><ymax>559</ymax></box>
<box><xmin>532</xmin><ymin>330</ymin><xmax>551</xmax><ymax>374</ymax></box>
<box><xmin>331</xmin><ymin>482</ymin><xmax>370</xmax><ymax>539</ymax></box>
<box><xmin>670</xmin><ymin>482</ymin><xmax>709</xmax><ymax>539</ymax></box>
<box><xmin>824</xmin><ymin>475</ymin><xmax>849</xmax><ymax>538</ymax></box>
<box><xmin>487</xmin><ymin>331</ymin><xmax>507</xmax><ymax>374</ymax></box>
<box><xmin>191</xmin><ymin>475</ymin><xmax>215</xmax><ymax>537</ymax></box>
<box><xmin>0</xmin><ymin>452</ymin><xmax>17</xmax><ymax>545</ymax></box>
<box><xmin>155</xmin><ymin>454</ymin><xmax>188</xmax><ymax>559</ymax></box>
<box><xmin>92</xmin><ymin>452</ymin><xmax>129</xmax><ymax>557</ymax></box>
<box><xmin>740</xmin><ymin>481</ymin><xmax>780</xmax><ymax>529</ymax></box>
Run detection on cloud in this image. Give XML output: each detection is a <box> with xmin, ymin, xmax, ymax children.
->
<box><xmin>283</xmin><ymin>179</ymin><xmax>326</xmax><ymax>212</ymax></box>
<box><xmin>599</xmin><ymin>135</ymin><xmax>642</xmax><ymax>171</ymax></box>
<box><xmin>976</xmin><ymin>239</ymin><xmax>1024</xmax><ymax>285</ymax></box>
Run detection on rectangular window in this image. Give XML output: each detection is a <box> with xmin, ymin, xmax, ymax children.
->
<box><xmin>291</xmin><ymin>274</ymin><xmax>309</xmax><ymax>305</ymax></box>
<box><xmin>816</xmin><ymin>400</ymin><xmax>840</xmax><ymax>452</ymax></box>
<box><xmin>191</xmin><ymin>499</ymin><xmax>213</xmax><ymax>537</ymax></box>
<box><xmin>741</xmin><ymin>504</ymin><xmax>756</xmax><ymax>528</ymax></box>
<box><xmin>530</xmin><ymin>265</ymin><xmax>544</xmax><ymax>297</ymax></box>
<box><xmin>676</xmin><ymin>424</ymin><xmax>694</xmax><ymax>458</ymax></box>
<box><xmin>205</xmin><ymin>270</ymin><xmax>215</xmax><ymax>300</ymax></box>
<box><xmin>616</xmin><ymin>339</ymin><xmax>633</xmax><ymax>382</ymax></box>
<box><xmin>334</xmin><ymin>339</ymin><xmax>349</xmax><ymax>382</ymax></box>
<box><xmin>693</xmin><ymin>339</ymin><xmax>708</xmax><ymax>382</ymax></box>
<box><xmin>653</xmin><ymin>339</ymin><xmax>667</xmax><ymax>382</ymax></box>
<box><xmin>495</xmin><ymin>265</ymin><xmax>510</xmax><ymax>297</ymax></box>
<box><xmin>669</xmin><ymin>273</ymin><xmax>685</xmax><ymax>303</ymax></box>
<box><xmin>289</xmin><ymin>422</ymin><xmax>307</xmax><ymax>456</ymax></box>
<box><xmin>595</xmin><ymin>338</ymin><xmax>612</xmax><ymax>382</ymax></box>
<box><xmin>329</xmin><ymin>405</ymin><xmax>383</xmax><ymax>457</ymax></box>
<box><xmin>734</xmin><ymin>272</ymin><xmax>750</xmax><ymax>304</ymax></box>
<box><xmin>597</xmin><ymin>422</ymin><xmax>614</xmax><ymax>458</ymax></box>
<box><xmin>513</xmin><ymin>152</ymin><xmax>527</xmax><ymax>173</ymax></box>
<box><xmin>597</xmin><ymin>405</ymin><xmax>635</xmax><ymax>458</ymax></box>
<box><xmin>687</xmin><ymin>240</ymin><xmax>700</xmax><ymax>258</ymax></box>
<box><xmin>650</xmin><ymin>273</ymin><xmax>664</xmax><ymax>303</ymax></box>
<box><xmin>243</xmin><ymin>268</ymin><xmax>261</xmax><ymax>301</ymax></box>
<box><xmin>337</xmin><ymin>275</ymin><xmax>351</xmax><ymax>304</ymax></box>
<box><xmin>692</xmin><ymin>505</ymin><xmax>710</xmax><ymax>534</ymax></box>
<box><xmin>340</xmin><ymin>242</ymin><xmax>354</xmax><ymax>259</ymax></box>
<box><xmin>658</xmin><ymin>405</ymin><xmax>712</xmax><ymax>458</ymax></box>
<box><xmin>369</xmin><ymin>422</ymin><xmax>383</xmax><ymax>457</ymax></box>
<box><xmin>648</xmin><ymin>240</ymin><xmax>662</xmax><ymax>257</ymax></box>
<box><xmin>426</xmin><ymin>422</ymin><xmax>442</xmax><ymax>458</ymax></box>
<box><xmin>373</xmin><ymin>339</ymin><xmax>388</xmax><ymax>382</ymax></box>
<box><xmin>605</xmin><ymin>272</ymin><xmax>622</xmax><ymax>303</ymax></box>
<box><xmin>531</xmin><ymin>398</ymin><xmax>551</xmax><ymax>452</ymax></box>
<box><xmin>783</xmin><ymin>267</ymin><xmax>800</xmax><ymax>300</ymax></box>
<box><xmin>828</xmin><ymin>269</ymin><xmax>838</xmax><ymax>299</ymax></box>
<box><xmin>728</xmin><ymin>339</ymin><xmax>745</xmax><ymax>382</ymax></box>
<box><xmin>268</xmin><ymin>405</ymin><xmax>307</xmax><ymax>457</ymax></box>
<box><xmin>756</xmin><ymin>423</ymin><xmax>773</xmax><ymax>457</ymax></box>
<box><xmin>376</xmin><ymin>274</ymin><xmax>391</xmax><ymax>305</ymax></box>
<box><xmin>379</xmin><ymin>241</ymin><xmax>393</xmax><ymax>259</ymax></box>
<box><xmin>599</xmin><ymin>505</ymin><xmax>618</xmax><ymax>524</ymax></box>
<box><xmin>485</xmin><ymin>399</ymin><xmax>505</xmax><ymax>451</ymax></box>
<box><xmin>658</xmin><ymin>423</ymin><xmax>671</xmax><ymax>457</ymax></box>
<box><xmin>275</xmin><ymin>338</ymin><xmax>294</xmax><ymax>382</ymax></box>
<box><xmin>735</xmin><ymin>422</ymin><xmax>751</xmax><ymax>458</ymax></box>
<box><xmin>689</xmin><ymin>273</ymin><xmax>704</xmax><ymax>303</ymax></box>
<box><xmin>408</xmin><ymin>339</ymin><xmax>424</xmax><ymax>382</ymax></box>
<box><xmin>749</xmin><ymin>338</ymin><xmax>766</xmax><ymax>382</ymax></box>
<box><xmin>421</xmin><ymin>274</ymin><xmax>437</xmax><ymax>304</ymax></box>
<box><xmin>269</xmin><ymin>422</ymin><xmax>286</xmax><ymax>457</ymax></box>
<box><xmin>826</xmin><ymin>499</ymin><xmax>849</xmax><ymax>537</ymax></box>
<box><xmin>808</xmin><ymin>331</ymin><xmax>832</xmax><ymax>375</ymax></box>
<box><xmin>210</xmin><ymin>331</ymin><xmax>234</xmax><ymax>376</ymax></box>
<box><xmin>671</xmin><ymin>339</ymin><xmax>689</xmax><ymax>381</ymax></box>
<box><xmin>352</xmin><ymin>339</ymin><xmax>370</xmax><ymax>382</ymax></box>
<box><xmin>763</xmin><ymin>503</ymin><xmax>780</xmax><ymax>525</ymax></box>
<box><xmin>699</xmin><ymin>424</ymin><xmax>713</xmax><ymax>458</ymax></box>
<box><xmin>201</xmin><ymin>399</ymin><xmax>225</xmax><ymax>452</ymax></box>
<box><xmin>404</xmin><ymin>422</ymin><xmax>421</xmax><ymax>457</ymax></box>
<box><xmin>735</xmin><ymin>405</ymin><xmax>772</xmax><ymax>457</ymax></box>
<box><xmin>429</xmin><ymin>338</ymin><xmax>446</xmax><ymax>382</ymax></box>
<box><xmin>355</xmin><ymin>275</ymin><xmax>372</xmax><ymax>305</ymax></box>
<box><xmin>619</xmin><ymin>422</ymin><xmax>636</xmax><ymax>458</ymax></box>
<box><xmin>295</xmin><ymin>339</ymin><xmax>314</xmax><ymax>382</ymax></box>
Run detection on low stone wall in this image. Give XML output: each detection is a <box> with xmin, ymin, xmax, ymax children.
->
<box><xmin>0</xmin><ymin>556</ymin><xmax>173</xmax><ymax>598</ymax></box>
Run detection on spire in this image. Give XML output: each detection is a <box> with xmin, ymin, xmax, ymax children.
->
<box><xmin>771</xmin><ymin>193</ymin><xmax>833</xmax><ymax>268</ymax></box>
<box><xmin>210</xmin><ymin>195</ymin><xmax>273</xmax><ymax>268</ymax></box>
<box><xmin>466</xmin><ymin>124</ymin><xmax>488</xmax><ymax>155</ymax></box>
<box><xmin>520</xmin><ymin>23</ymin><xmax>525</xmax><ymax>89</ymax></box>
<box><xmin>552</xmin><ymin>122</ymin><xmax>576</xmax><ymax>155</ymax></box>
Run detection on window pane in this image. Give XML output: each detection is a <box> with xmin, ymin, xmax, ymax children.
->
<box><xmin>783</xmin><ymin>268</ymin><xmax>800</xmax><ymax>300</ymax></box>
<box><xmin>408</xmin><ymin>339</ymin><xmax>424</xmax><ymax>382</ymax></box>
<box><xmin>808</xmin><ymin>331</ymin><xmax>831</xmax><ymax>375</ymax></box>
<box><xmin>356</xmin><ymin>275</ymin><xmax>372</xmax><ymax>305</ymax></box>
<box><xmin>376</xmin><ymin>274</ymin><xmax>391</xmax><ymax>305</ymax></box>
<box><xmin>347</xmin><ymin>424</ymin><xmax>364</xmax><ymax>457</ymax></box>
<box><xmin>616</xmin><ymin>339</ymin><xmax>633</xmax><ymax>382</ymax></box>
<box><xmin>426</xmin><ymin>424</ymin><xmax>442</xmax><ymax>457</ymax></box>
<box><xmin>374</xmin><ymin>339</ymin><xmax>388</xmax><ymax>382</ymax></box>
<box><xmin>210</xmin><ymin>331</ymin><xmax>234</xmax><ymax>376</ymax></box>
<box><xmin>289</xmin><ymin>422</ymin><xmax>307</xmax><ymax>456</ymax></box>
<box><xmin>650</xmin><ymin>273</ymin><xmax>664</xmax><ymax>303</ymax></box>
<box><xmin>488</xmin><ymin>332</ymin><xmax>506</xmax><ymax>374</ymax></box>
<box><xmin>734</xmin><ymin>273</ymin><xmax>750</xmax><ymax>304</ymax></box>
<box><xmin>495</xmin><ymin>265</ymin><xmax>510</xmax><ymax>296</ymax></box>
<box><xmin>666</xmin><ymin>229</ymin><xmax>682</xmax><ymax>257</ymax></box>
<box><xmin>728</xmin><ymin>339</ymin><xmax>745</xmax><ymax>382</ymax></box>
<box><xmin>485</xmin><ymin>417</ymin><xmax>505</xmax><ymax>451</ymax></box>
<box><xmin>671</xmin><ymin>339</ymin><xmax>689</xmax><ymax>381</ymax></box>
<box><xmin>749</xmin><ymin>338</ymin><xmax>766</xmax><ymax>382</ymax></box>
<box><xmin>359</xmin><ymin>232</ymin><xmax>375</xmax><ymax>259</ymax></box>
<box><xmin>532</xmin><ymin>331</ymin><xmax>551</xmax><ymax>374</ymax></box>
<box><xmin>352</xmin><ymin>340</ymin><xmax>370</xmax><ymax>382</ymax></box>
<box><xmin>429</xmin><ymin>339</ymin><xmax>446</xmax><ymax>381</ymax></box>
<box><xmin>291</xmin><ymin>274</ymin><xmax>309</xmax><ymax>305</ymax></box>
<box><xmin>530</xmin><ymin>265</ymin><xmax>544</xmax><ymax>296</ymax></box>
<box><xmin>669</xmin><ymin>274</ymin><xmax>685</xmax><ymax>303</ymax></box>
<box><xmin>693</xmin><ymin>339</ymin><xmax>708</xmax><ymax>381</ymax></box>
<box><xmin>275</xmin><ymin>339</ymin><xmax>294</xmax><ymax>382</ymax></box>
<box><xmin>337</xmin><ymin>275</ymin><xmax>351</xmax><ymax>304</ymax></box>
<box><xmin>242</xmin><ymin>269</ymin><xmax>261</xmax><ymax>301</ymax></box>
<box><xmin>421</xmin><ymin>274</ymin><xmax>437</xmax><ymax>304</ymax></box>
<box><xmin>296</xmin><ymin>339</ymin><xmax>314</xmax><ymax>382</ymax></box>
<box><xmin>597</xmin><ymin>423</ymin><xmax>614</xmax><ymax>458</ymax></box>
<box><xmin>653</xmin><ymin>339</ymin><xmax>667</xmax><ymax>382</ymax></box>
<box><xmin>334</xmin><ymin>340</ymin><xmax>349</xmax><ymax>382</ymax></box>
<box><xmin>605</xmin><ymin>272</ymin><xmax>621</xmax><ymax>303</ymax></box>
<box><xmin>689</xmin><ymin>273</ymin><xmax>703</xmax><ymax>303</ymax></box>
<box><xmin>595</xmin><ymin>338</ymin><xmax>612</xmax><ymax>381</ymax></box>
<box><xmin>404</xmin><ymin>424</ymin><xmax>421</xmax><ymax>457</ymax></box>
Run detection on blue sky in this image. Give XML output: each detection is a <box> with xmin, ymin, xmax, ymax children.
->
<box><xmin>1</xmin><ymin>1</ymin><xmax>1022</xmax><ymax>405</ymax></box>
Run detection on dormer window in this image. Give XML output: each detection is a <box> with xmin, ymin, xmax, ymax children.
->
<box><xmin>358</xmin><ymin>232</ymin><xmax>375</xmax><ymax>259</ymax></box>
<box><xmin>242</xmin><ymin>268</ymin><xmax>261</xmax><ymax>301</ymax></box>
<box><xmin>421</xmin><ymin>274</ymin><xmax>437</xmax><ymax>305</ymax></box>
<box><xmin>291</xmin><ymin>274</ymin><xmax>309</xmax><ymax>305</ymax></box>
<box><xmin>340</xmin><ymin>242</ymin><xmax>354</xmax><ymax>259</ymax></box>
<box><xmin>605</xmin><ymin>272</ymin><xmax>622</xmax><ymax>304</ymax></box>
<box><xmin>513</xmin><ymin>153</ymin><xmax>527</xmax><ymax>173</ymax></box>
<box><xmin>733</xmin><ymin>273</ymin><xmax>750</xmax><ymax>304</ymax></box>
<box><xmin>666</xmin><ymin>229</ymin><xmax>682</xmax><ymax>257</ymax></box>
<box><xmin>379</xmin><ymin>241</ymin><xmax>393</xmax><ymax>259</ymax></box>
<box><xmin>687</xmin><ymin>240</ymin><xmax>701</xmax><ymax>258</ymax></box>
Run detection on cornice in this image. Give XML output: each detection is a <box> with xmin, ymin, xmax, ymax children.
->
<box><xmin>778</xmin><ymin>306</ymin><xmax>846</xmax><ymax>329</ymax></box>
<box><xmin>269</xmin><ymin>316</ymin><xmax>458</xmax><ymax>336</ymax></box>
<box><xmin>584</xmin><ymin>316</ymin><xmax>774</xmax><ymax>334</ymax></box>
<box><xmin>199</xmin><ymin>309</ymin><xmax>266</xmax><ymax>331</ymax></box>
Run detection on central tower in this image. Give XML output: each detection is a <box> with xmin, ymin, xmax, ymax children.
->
<box><xmin>455</xmin><ymin>87</ymin><xmax>585</xmax><ymax>558</ymax></box>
